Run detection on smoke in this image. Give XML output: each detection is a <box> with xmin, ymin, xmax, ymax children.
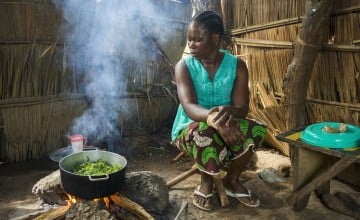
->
<box><xmin>54</xmin><ymin>0</ymin><xmax>184</xmax><ymax>152</ymax></box>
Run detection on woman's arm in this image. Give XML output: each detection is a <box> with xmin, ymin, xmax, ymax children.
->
<box><xmin>175</xmin><ymin>59</ymin><xmax>209</xmax><ymax>122</ymax></box>
<box><xmin>231</xmin><ymin>58</ymin><xmax>250</xmax><ymax>118</ymax></box>
<box><xmin>210</xmin><ymin>57</ymin><xmax>250</xmax><ymax>123</ymax></box>
<box><xmin>208</xmin><ymin>58</ymin><xmax>249</xmax><ymax>145</ymax></box>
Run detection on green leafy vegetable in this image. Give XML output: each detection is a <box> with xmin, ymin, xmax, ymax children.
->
<box><xmin>74</xmin><ymin>160</ymin><xmax>122</xmax><ymax>176</ymax></box>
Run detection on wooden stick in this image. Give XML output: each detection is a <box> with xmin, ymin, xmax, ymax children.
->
<box><xmin>233</xmin><ymin>38</ymin><xmax>294</xmax><ymax>49</ymax></box>
<box><xmin>174</xmin><ymin>200</ymin><xmax>188</xmax><ymax>220</ymax></box>
<box><xmin>229</xmin><ymin>16</ymin><xmax>304</xmax><ymax>35</ymax></box>
<box><xmin>0</xmin><ymin>92</ymin><xmax>169</xmax><ymax>108</ymax></box>
<box><xmin>110</xmin><ymin>194</ymin><xmax>154</xmax><ymax>220</ymax></box>
<box><xmin>32</xmin><ymin>205</ymin><xmax>70</xmax><ymax>220</ymax></box>
<box><xmin>274</xmin><ymin>92</ymin><xmax>360</xmax><ymax>111</ymax></box>
<box><xmin>10</xmin><ymin>209</ymin><xmax>55</xmax><ymax>220</ymax></box>
<box><xmin>322</xmin><ymin>44</ymin><xmax>360</xmax><ymax>52</ymax></box>
<box><xmin>171</xmin><ymin>151</ymin><xmax>185</xmax><ymax>163</ymax></box>
<box><xmin>332</xmin><ymin>5</ymin><xmax>360</xmax><ymax>15</ymax></box>
<box><xmin>213</xmin><ymin>175</ymin><xmax>230</xmax><ymax>207</ymax></box>
<box><xmin>167</xmin><ymin>165</ymin><xmax>198</xmax><ymax>188</ymax></box>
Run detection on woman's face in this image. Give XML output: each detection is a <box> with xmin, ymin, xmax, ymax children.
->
<box><xmin>186</xmin><ymin>21</ymin><xmax>218</xmax><ymax>60</ymax></box>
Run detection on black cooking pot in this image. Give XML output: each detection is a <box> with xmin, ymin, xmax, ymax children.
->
<box><xmin>59</xmin><ymin>149</ymin><xmax>127</xmax><ymax>200</ymax></box>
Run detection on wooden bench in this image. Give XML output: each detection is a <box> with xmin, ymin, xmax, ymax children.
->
<box><xmin>276</xmin><ymin>127</ymin><xmax>360</xmax><ymax>211</ymax></box>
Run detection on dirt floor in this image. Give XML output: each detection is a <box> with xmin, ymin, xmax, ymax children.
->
<box><xmin>0</xmin><ymin>130</ymin><xmax>359</xmax><ymax>220</ymax></box>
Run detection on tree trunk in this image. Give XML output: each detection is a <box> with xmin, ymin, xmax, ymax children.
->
<box><xmin>283</xmin><ymin>0</ymin><xmax>333</xmax><ymax>130</ymax></box>
<box><xmin>191</xmin><ymin>0</ymin><xmax>222</xmax><ymax>14</ymax></box>
<box><xmin>221</xmin><ymin>0</ymin><xmax>233</xmax><ymax>30</ymax></box>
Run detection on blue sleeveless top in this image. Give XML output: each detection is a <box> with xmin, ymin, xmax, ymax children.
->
<box><xmin>171</xmin><ymin>51</ymin><xmax>238</xmax><ymax>140</ymax></box>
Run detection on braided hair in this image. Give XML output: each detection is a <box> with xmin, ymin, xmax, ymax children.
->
<box><xmin>190</xmin><ymin>10</ymin><xmax>224</xmax><ymax>36</ymax></box>
<box><xmin>190</xmin><ymin>10</ymin><xmax>232</xmax><ymax>49</ymax></box>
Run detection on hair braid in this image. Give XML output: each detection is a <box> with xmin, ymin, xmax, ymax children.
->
<box><xmin>191</xmin><ymin>10</ymin><xmax>224</xmax><ymax>36</ymax></box>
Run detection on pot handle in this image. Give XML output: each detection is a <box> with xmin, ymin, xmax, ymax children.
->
<box><xmin>83</xmin><ymin>147</ymin><xmax>98</xmax><ymax>151</ymax></box>
<box><xmin>88</xmin><ymin>174</ymin><xmax>109</xmax><ymax>181</ymax></box>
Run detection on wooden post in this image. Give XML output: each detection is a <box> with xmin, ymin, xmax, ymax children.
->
<box><xmin>282</xmin><ymin>1</ymin><xmax>334</xmax><ymax>189</ymax></box>
<box><xmin>283</xmin><ymin>0</ymin><xmax>333</xmax><ymax>130</ymax></box>
<box><xmin>221</xmin><ymin>0</ymin><xmax>233</xmax><ymax>31</ymax></box>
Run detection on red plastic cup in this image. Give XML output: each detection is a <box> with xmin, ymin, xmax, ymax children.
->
<box><xmin>69</xmin><ymin>134</ymin><xmax>87</xmax><ymax>153</ymax></box>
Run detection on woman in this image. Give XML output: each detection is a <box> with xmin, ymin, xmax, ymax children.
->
<box><xmin>171</xmin><ymin>10</ymin><xmax>267</xmax><ymax>211</ymax></box>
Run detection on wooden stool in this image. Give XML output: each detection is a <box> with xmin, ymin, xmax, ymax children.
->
<box><xmin>167</xmin><ymin>152</ymin><xmax>229</xmax><ymax>207</ymax></box>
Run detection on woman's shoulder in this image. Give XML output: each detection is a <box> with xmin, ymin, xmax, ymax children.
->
<box><xmin>220</xmin><ymin>49</ymin><xmax>237</xmax><ymax>63</ymax></box>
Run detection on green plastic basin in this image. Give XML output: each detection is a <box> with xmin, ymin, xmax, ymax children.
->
<box><xmin>300</xmin><ymin>122</ymin><xmax>360</xmax><ymax>148</ymax></box>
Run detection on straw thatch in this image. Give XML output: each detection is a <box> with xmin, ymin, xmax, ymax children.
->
<box><xmin>1</xmin><ymin>99</ymin><xmax>87</xmax><ymax>162</ymax></box>
<box><xmin>0</xmin><ymin>0</ymin><xmax>191</xmax><ymax>162</ymax></box>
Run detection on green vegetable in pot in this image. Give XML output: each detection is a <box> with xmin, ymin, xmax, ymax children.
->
<box><xmin>74</xmin><ymin>160</ymin><xmax>122</xmax><ymax>176</ymax></box>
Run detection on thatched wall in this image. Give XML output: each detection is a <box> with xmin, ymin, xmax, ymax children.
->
<box><xmin>222</xmin><ymin>0</ymin><xmax>360</xmax><ymax>156</ymax></box>
<box><xmin>0</xmin><ymin>0</ymin><xmax>191</xmax><ymax>162</ymax></box>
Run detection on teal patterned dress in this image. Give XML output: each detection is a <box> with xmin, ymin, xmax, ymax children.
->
<box><xmin>171</xmin><ymin>50</ymin><xmax>266</xmax><ymax>175</ymax></box>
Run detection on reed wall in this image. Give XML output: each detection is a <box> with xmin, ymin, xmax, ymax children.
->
<box><xmin>0</xmin><ymin>0</ymin><xmax>191</xmax><ymax>162</ymax></box>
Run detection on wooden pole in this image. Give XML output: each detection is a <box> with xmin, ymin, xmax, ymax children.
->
<box><xmin>282</xmin><ymin>0</ymin><xmax>335</xmax><ymax>205</ymax></box>
<box><xmin>283</xmin><ymin>0</ymin><xmax>334</xmax><ymax>130</ymax></box>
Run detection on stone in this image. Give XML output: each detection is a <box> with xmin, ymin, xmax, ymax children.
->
<box><xmin>122</xmin><ymin>171</ymin><xmax>169</xmax><ymax>214</ymax></box>
<box><xmin>32</xmin><ymin>170</ymin><xmax>169</xmax><ymax>215</ymax></box>
<box><xmin>66</xmin><ymin>200</ymin><xmax>116</xmax><ymax>220</ymax></box>
<box><xmin>32</xmin><ymin>169</ymin><xmax>68</xmax><ymax>205</ymax></box>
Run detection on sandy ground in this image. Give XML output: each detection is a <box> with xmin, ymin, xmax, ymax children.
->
<box><xmin>0</xmin><ymin>132</ymin><xmax>359</xmax><ymax>220</ymax></box>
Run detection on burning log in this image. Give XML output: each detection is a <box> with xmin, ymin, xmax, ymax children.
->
<box><xmin>21</xmin><ymin>195</ymin><xmax>151</xmax><ymax>220</ymax></box>
<box><xmin>110</xmin><ymin>193</ymin><xmax>154</xmax><ymax>220</ymax></box>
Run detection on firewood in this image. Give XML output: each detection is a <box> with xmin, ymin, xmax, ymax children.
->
<box><xmin>174</xmin><ymin>200</ymin><xmax>188</xmax><ymax>220</ymax></box>
<box><xmin>10</xmin><ymin>209</ymin><xmax>52</xmax><ymax>220</ymax></box>
<box><xmin>166</xmin><ymin>164</ymin><xmax>198</xmax><ymax>188</ymax></box>
<box><xmin>171</xmin><ymin>151</ymin><xmax>185</xmax><ymax>163</ymax></box>
<box><xmin>110</xmin><ymin>193</ymin><xmax>154</xmax><ymax>220</ymax></box>
<box><xmin>32</xmin><ymin>205</ymin><xmax>70</xmax><ymax>220</ymax></box>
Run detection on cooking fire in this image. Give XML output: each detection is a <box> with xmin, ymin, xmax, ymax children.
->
<box><xmin>30</xmin><ymin>166</ymin><xmax>171</xmax><ymax>220</ymax></box>
<box><xmin>52</xmin><ymin>192</ymin><xmax>152</xmax><ymax>220</ymax></box>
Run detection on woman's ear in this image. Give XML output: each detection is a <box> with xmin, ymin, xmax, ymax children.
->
<box><xmin>212</xmin><ymin>33</ymin><xmax>221</xmax><ymax>45</ymax></box>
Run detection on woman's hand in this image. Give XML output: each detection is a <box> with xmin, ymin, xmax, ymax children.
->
<box><xmin>207</xmin><ymin>106</ymin><xmax>243</xmax><ymax>145</ymax></box>
<box><xmin>217</xmin><ymin>123</ymin><xmax>242</xmax><ymax>146</ymax></box>
<box><xmin>209</xmin><ymin>106</ymin><xmax>235</xmax><ymax>127</ymax></box>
